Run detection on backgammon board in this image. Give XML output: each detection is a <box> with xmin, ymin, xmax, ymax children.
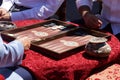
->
<box><xmin>1</xmin><ymin>19</ymin><xmax>111</xmax><ymax>59</ymax></box>
<box><xmin>31</xmin><ymin>27</ymin><xmax>111</xmax><ymax>59</ymax></box>
<box><xmin>1</xmin><ymin>19</ymin><xmax>78</xmax><ymax>42</ymax></box>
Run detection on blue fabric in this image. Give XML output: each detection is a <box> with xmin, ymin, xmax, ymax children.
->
<box><xmin>0</xmin><ymin>35</ymin><xmax>24</xmax><ymax>67</ymax></box>
<box><xmin>0</xmin><ymin>66</ymin><xmax>34</xmax><ymax>80</ymax></box>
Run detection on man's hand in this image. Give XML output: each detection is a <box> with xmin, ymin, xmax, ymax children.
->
<box><xmin>0</xmin><ymin>8</ymin><xmax>8</xmax><ymax>16</ymax></box>
<box><xmin>0</xmin><ymin>8</ymin><xmax>11</xmax><ymax>21</ymax></box>
<box><xmin>83</xmin><ymin>12</ymin><xmax>102</xmax><ymax>29</ymax></box>
<box><xmin>78</xmin><ymin>5</ymin><xmax>102</xmax><ymax>29</ymax></box>
<box><xmin>16</xmin><ymin>36</ymin><xmax>32</xmax><ymax>50</ymax></box>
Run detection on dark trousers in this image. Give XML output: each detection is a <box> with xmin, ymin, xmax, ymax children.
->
<box><xmin>0</xmin><ymin>0</ymin><xmax>2</xmax><ymax>5</ymax></box>
<box><xmin>0</xmin><ymin>66</ymin><xmax>35</xmax><ymax>80</ymax></box>
<box><xmin>102</xmin><ymin>24</ymin><xmax>120</xmax><ymax>40</ymax></box>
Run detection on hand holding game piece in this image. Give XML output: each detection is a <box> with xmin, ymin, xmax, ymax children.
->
<box><xmin>16</xmin><ymin>36</ymin><xmax>32</xmax><ymax>50</ymax></box>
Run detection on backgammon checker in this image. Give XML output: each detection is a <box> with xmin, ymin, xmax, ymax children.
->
<box><xmin>1</xmin><ymin>19</ymin><xmax>111</xmax><ymax>60</ymax></box>
<box><xmin>0</xmin><ymin>21</ymin><xmax>16</xmax><ymax>31</ymax></box>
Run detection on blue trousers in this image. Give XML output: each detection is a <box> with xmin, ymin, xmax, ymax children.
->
<box><xmin>0</xmin><ymin>66</ymin><xmax>34</xmax><ymax>80</ymax></box>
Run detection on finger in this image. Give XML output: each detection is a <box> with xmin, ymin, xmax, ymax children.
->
<box><xmin>25</xmin><ymin>44</ymin><xmax>31</xmax><ymax>50</ymax></box>
<box><xmin>97</xmin><ymin>19</ymin><xmax>102</xmax><ymax>26</ymax></box>
<box><xmin>90</xmin><ymin>18</ymin><xmax>102</xmax><ymax>28</ymax></box>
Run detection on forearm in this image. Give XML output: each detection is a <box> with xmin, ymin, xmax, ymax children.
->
<box><xmin>78</xmin><ymin>5</ymin><xmax>91</xmax><ymax>17</ymax></box>
<box><xmin>0</xmin><ymin>39</ymin><xmax>24</xmax><ymax>67</ymax></box>
<box><xmin>76</xmin><ymin>0</ymin><xmax>93</xmax><ymax>17</ymax></box>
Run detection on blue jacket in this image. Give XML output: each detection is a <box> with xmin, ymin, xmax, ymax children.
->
<box><xmin>0</xmin><ymin>35</ymin><xmax>24</xmax><ymax>67</ymax></box>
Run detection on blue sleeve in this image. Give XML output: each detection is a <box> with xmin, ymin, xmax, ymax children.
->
<box><xmin>76</xmin><ymin>0</ymin><xmax>93</xmax><ymax>9</ymax></box>
<box><xmin>11</xmin><ymin>0</ymin><xmax>64</xmax><ymax>21</ymax></box>
<box><xmin>0</xmin><ymin>36</ymin><xmax>24</xmax><ymax>67</ymax></box>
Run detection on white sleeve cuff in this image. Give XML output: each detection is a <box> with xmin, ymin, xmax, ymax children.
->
<box><xmin>76</xmin><ymin>0</ymin><xmax>93</xmax><ymax>9</ymax></box>
<box><xmin>0</xmin><ymin>1</ymin><xmax>13</xmax><ymax>11</ymax></box>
